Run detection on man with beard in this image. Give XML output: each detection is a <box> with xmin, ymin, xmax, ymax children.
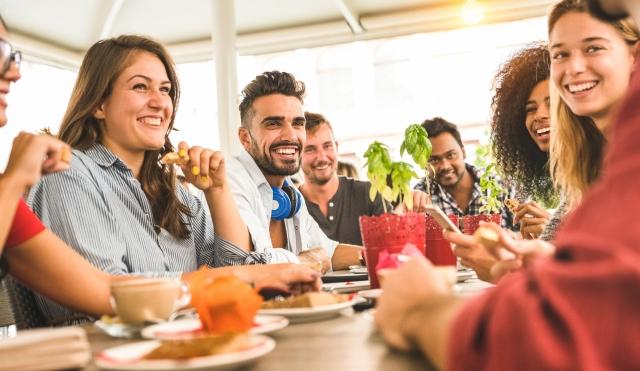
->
<box><xmin>223</xmin><ymin>71</ymin><xmax>362</xmax><ymax>271</ymax></box>
<box><xmin>413</xmin><ymin>117</ymin><xmax>515</xmax><ymax>230</ymax></box>
<box><xmin>299</xmin><ymin>112</ymin><xmax>389</xmax><ymax>245</ymax></box>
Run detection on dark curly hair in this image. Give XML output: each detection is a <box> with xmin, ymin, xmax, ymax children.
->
<box><xmin>239</xmin><ymin>71</ymin><xmax>306</xmax><ymax>128</ymax></box>
<box><xmin>490</xmin><ymin>43</ymin><xmax>553</xmax><ymax>203</ymax></box>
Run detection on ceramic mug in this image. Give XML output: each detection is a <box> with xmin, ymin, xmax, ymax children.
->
<box><xmin>110</xmin><ymin>278</ymin><xmax>190</xmax><ymax>324</ymax></box>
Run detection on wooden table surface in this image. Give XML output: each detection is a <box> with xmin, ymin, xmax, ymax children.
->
<box><xmin>83</xmin><ymin>278</ymin><xmax>492</xmax><ymax>370</ymax></box>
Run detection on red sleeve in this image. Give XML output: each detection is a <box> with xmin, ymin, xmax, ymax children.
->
<box><xmin>5</xmin><ymin>199</ymin><xmax>46</xmax><ymax>248</ymax></box>
<box><xmin>447</xmin><ymin>59</ymin><xmax>640</xmax><ymax>371</ymax></box>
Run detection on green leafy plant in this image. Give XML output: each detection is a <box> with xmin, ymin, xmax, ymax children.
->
<box><xmin>474</xmin><ymin>144</ymin><xmax>507</xmax><ymax>214</ymax></box>
<box><xmin>364</xmin><ymin>124</ymin><xmax>432</xmax><ymax>213</ymax></box>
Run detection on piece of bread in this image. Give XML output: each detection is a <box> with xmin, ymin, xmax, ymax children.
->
<box><xmin>473</xmin><ymin>225</ymin><xmax>500</xmax><ymax>249</ymax></box>
<box><xmin>144</xmin><ymin>333</ymin><xmax>249</xmax><ymax>360</ymax></box>
<box><xmin>504</xmin><ymin>198</ymin><xmax>520</xmax><ymax>212</ymax></box>
<box><xmin>261</xmin><ymin>292</ymin><xmax>348</xmax><ymax>309</ymax></box>
<box><xmin>60</xmin><ymin>148</ymin><xmax>71</xmax><ymax>164</ymax></box>
<box><xmin>161</xmin><ymin>151</ymin><xmax>189</xmax><ymax>166</ymax></box>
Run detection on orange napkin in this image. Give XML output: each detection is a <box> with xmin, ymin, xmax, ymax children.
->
<box><xmin>375</xmin><ymin>243</ymin><xmax>423</xmax><ymax>271</ymax></box>
<box><xmin>189</xmin><ymin>269</ymin><xmax>263</xmax><ymax>334</ymax></box>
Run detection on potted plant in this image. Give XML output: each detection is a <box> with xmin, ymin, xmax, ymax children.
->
<box><xmin>359</xmin><ymin>124</ymin><xmax>432</xmax><ymax>288</ymax></box>
<box><xmin>461</xmin><ymin>144</ymin><xmax>505</xmax><ymax>234</ymax></box>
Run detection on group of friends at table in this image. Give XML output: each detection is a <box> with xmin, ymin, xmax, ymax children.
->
<box><xmin>1</xmin><ymin>0</ymin><xmax>640</xmax><ymax>369</ymax></box>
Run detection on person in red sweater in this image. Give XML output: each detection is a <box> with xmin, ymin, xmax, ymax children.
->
<box><xmin>375</xmin><ymin>0</ymin><xmax>640</xmax><ymax>369</ymax></box>
<box><xmin>0</xmin><ymin>16</ymin><xmax>320</xmax><ymax>321</ymax></box>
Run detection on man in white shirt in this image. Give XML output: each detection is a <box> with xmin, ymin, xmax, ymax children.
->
<box><xmin>224</xmin><ymin>71</ymin><xmax>362</xmax><ymax>271</ymax></box>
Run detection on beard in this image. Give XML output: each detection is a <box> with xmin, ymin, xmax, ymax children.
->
<box><xmin>248</xmin><ymin>135</ymin><xmax>301</xmax><ymax>176</ymax></box>
<box><xmin>304</xmin><ymin>161</ymin><xmax>335</xmax><ymax>185</ymax></box>
<box><xmin>436</xmin><ymin>167</ymin><xmax>464</xmax><ymax>187</ymax></box>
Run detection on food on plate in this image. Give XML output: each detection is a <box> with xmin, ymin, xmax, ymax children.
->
<box><xmin>189</xmin><ymin>271</ymin><xmax>263</xmax><ymax>334</ymax></box>
<box><xmin>504</xmin><ymin>198</ymin><xmax>520</xmax><ymax>212</ymax></box>
<box><xmin>60</xmin><ymin>147</ymin><xmax>71</xmax><ymax>164</ymax></box>
<box><xmin>160</xmin><ymin>150</ymin><xmax>189</xmax><ymax>166</ymax></box>
<box><xmin>144</xmin><ymin>332</ymin><xmax>249</xmax><ymax>360</ymax></box>
<box><xmin>261</xmin><ymin>291</ymin><xmax>348</xmax><ymax>309</ymax></box>
<box><xmin>473</xmin><ymin>225</ymin><xmax>500</xmax><ymax>249</ymax></box>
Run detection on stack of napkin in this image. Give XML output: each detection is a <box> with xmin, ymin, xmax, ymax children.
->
<box><xmin>0</xmin><ymin>326</ymin><xmax>91</xmax><ymax>370</ymax></box>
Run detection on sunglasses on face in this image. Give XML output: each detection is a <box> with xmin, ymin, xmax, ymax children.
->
<box><xmin>0</xmin><ymin>38</ymin><xmax>21</xmax><ymax>76</ymax></box>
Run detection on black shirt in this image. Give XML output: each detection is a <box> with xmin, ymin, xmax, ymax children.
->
<box><xmin>304</xmin><ymin>176</ymin><xmax>389</xmax><ymax>245</ymax></box>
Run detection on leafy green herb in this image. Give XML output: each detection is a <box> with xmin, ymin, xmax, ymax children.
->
<box><xmin>474</xmin><ymin>144</ymin><xmax>506</xmax><ymax>214</ymax></box>
<box><xmin>364</xmin><ymin>124</ymin><xmax>432</xmax><ymax>212</ymax></box>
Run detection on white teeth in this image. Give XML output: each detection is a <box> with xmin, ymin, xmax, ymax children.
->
<box><xmin>568</xmin><ymin>82</ymin><xmax>597</xmax><ymax>93</ymax></box>
<box><xmin>275</xmin><ymin>148</ymin><xmax>296</xmax><ymax>155</ymax></box>
<box><xmin>536</xmin><ymin>127</ymin><xmax>550</xmax><ymax>135</ymax></box>
<box><xmin>140</xmin><ymin>117</ymin><xmax>161</xmax><ymax>126</ymax></box>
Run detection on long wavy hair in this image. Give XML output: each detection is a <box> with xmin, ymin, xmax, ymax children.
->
<box><xmin>548</xmin><ymin>0</ymin><xmax>639</xmax><ymax>208</ymax></box>
<box><xmin>58</xmin><ymin>35</ymin><xmax>192</xmax><ymax>238</ymax></box>
<box><xmin>490</xmin><ymin>42</ymin><xmax>553</xmax><ymax>203</ymax></box>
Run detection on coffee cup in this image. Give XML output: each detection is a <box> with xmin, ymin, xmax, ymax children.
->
<box><xmin>110</xmin><ymin>278</ymin><xmax>190</xmax><ymax>324</ymax></box>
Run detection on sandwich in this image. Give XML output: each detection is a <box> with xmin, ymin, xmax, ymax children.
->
<box><xmin>504</xmin><ymin>198</ymin><xmax>520</xmax><ymax>212</ymax></box>
<box><xmin>161</xmin><ymin>150</ymin><xmax>190</xmax><ymax>166</ymax></box>
<box><xmin>473</xmin><ymin>225</ymin><xmax>500</xmax><ymax>249</ymax></box>
<box><xmin>261</xmin><ymin>291</ymin><xmax>348</xmax><ymax>309</ymax></box>
<box><xmin>144</xmin><ymin>333</ymin><xmax>250</xmax><ymax>359</ymax></box>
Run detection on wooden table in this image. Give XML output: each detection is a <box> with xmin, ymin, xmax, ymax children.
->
<box><xmin>83</xmin><ymin>278</ymin><xmax>492</xmax><ymax>370</ymax></box>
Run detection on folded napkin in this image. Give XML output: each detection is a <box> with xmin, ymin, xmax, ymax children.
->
<box><xmin>0</xmin><ymin>326</ymin><xmax>91</xmax><ymax>371</ymax></box>
<box><xmin>375</xmin><ymin>243</ymin><xmax>423</xmax><ymax>271</ymax></box>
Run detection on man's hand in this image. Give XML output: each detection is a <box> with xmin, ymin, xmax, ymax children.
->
<box><xmin>298</xmin><ymin>247</ymin><xmax>331</xmax><ymax>274</ymax></box>
<box><xmin>375</xmin><ymin>257</ymin><xmax>451</xmax><ymax>351</ymax></box>
<box><xmin>177</xmin><ymin>141</ymin><xmax>226</xmax><ymax>191</ymax></box>
<box><xmin>394</xmin><ymin>190</ymin><xmax>431</xmax><ymax>213</ymax></box>
<box><xmin>252</xmin><ymin>264</ymin><xmax>322</xmax><ymax>295</ymax></box>
<box><xmin>4</xmin><ymin>132</ymin><xmax>71</xmax><ymax>190</ymax></box>
<box><xmin>331</xmin><ymin>244</ymin><xmax>363</xmax><ymax>271</ymax></box>
<box><xmin>513</xmin><ymin>201</ymin><xmax>551</xmax><ymax>239</ymax></box>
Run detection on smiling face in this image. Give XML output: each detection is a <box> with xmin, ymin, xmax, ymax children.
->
<box><xmin>550</xmin><ymin>11</ymin><xmax>636</xmax><ymax>130</ymax></box>
<box><xmin>428</xmin><ymin>132</ymin><xmax>467</xmax><ymax>188</ymax></box>
<box><xmin>94</xmin><ymin>51</ymin><xmax>173</xmax><ymax>158</ymax></box>
<box><xmin>524</xmin><ymin>79</ymin><xmax>551</xmax><ymax>152</ymax></box>
<box><xmin>0</xmin><ymin>23</ymin><xmax>21</xmax><ymax>128</ymax></box>
<box><xmin>239</xmin><ymin>94</ymin><xmax>305</xmax><ymax>179</ymax></box>
<box><xmin>301</xmin><ymin>123</ymin><xmax>338</xmax><ymax>186</ymax></box>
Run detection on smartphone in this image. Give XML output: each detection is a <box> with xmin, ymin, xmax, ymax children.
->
<box><xmin>424</xmin><ymin>205</ymin><xmax>462</xmax><ymax>234</ymax></box>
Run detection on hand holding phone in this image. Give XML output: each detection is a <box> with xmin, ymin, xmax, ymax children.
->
<box><xmin>424</xmin><ymin>205</ymin><xmax>461</xmax><ymax>234</ymax></box>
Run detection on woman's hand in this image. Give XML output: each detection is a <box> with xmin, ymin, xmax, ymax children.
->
<box><xmin>513</xmin><ymin>201</ymin><xmax>551</xmax><ymax>239</ymax></box>
<box><xmin>3</xmin><ymin>132</ymin><xmax>70</xmax><ymax>190</ymax></box>
<box><xmin>252</xmin><ymin>264</ymin><xmax>322</xmax><ymax>295</ymax></box>
<box><xmin>444</xmin><ymin>222</ymin><xmax>555</xmax><ymax>282</ymax></box>
<box><xmin>375</xmin><ymin>257</ymin><xmax>451</xmax><ymax>351</ymax></box>
<box><xmin>177</xmin><ymin>142</ymin><xmax>225</xmax><ymax>191</ymax></box>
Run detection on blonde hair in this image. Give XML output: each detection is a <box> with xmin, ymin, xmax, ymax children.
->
<box><xmin>548</xmin><ymin>0</ymin><xmax>639</xmax><ymax>208</ymax></box>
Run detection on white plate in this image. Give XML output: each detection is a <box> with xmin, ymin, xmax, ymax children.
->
<box><xmin>456</xmin><ymin>269</ymin><xmax>476</xmax><ymax>282</ymax></box>
<box><xmin>349</xmin><ymin>265</ymin><xmax>369</xmax><ymax>274</ymax></box>
<box><xmin>258</xmin><ymin>297</ymin><xmax>360</xmax><ymax>323</ymax></box>
<box><xmin>140</xmin><ymin>315</ymin><xmax>289</xmax><ymax>340</ymax></box>
<box><xmin>95</xmin><ymin>319</ymin><xmax>143</xmax><ymax>339</ymax></box>
<box><xmin>322</xmin><ymin>280</ymin><xmax>370</xmax><ymax>294</ymax></box>
<box><xmin>358</xmin><ymin>288</ymin><xmax>382</xmax><ymax>300</ymax></box>
<box><xmin>95</xmin><ymin>334</ymin><xmax>275</xmax><ymax>370</ymax></box>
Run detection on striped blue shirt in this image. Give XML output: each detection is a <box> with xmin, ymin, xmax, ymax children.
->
<box><xmin>26</xmin><ymin>144</ymin><xmax>236</xmax><ymax>325</ymax></box>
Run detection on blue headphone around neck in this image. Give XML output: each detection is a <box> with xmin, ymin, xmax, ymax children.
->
<box><xmin>271</xmin><ymin>180</ymin><xmax>302</xmax><ymax>221</ymax></box>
